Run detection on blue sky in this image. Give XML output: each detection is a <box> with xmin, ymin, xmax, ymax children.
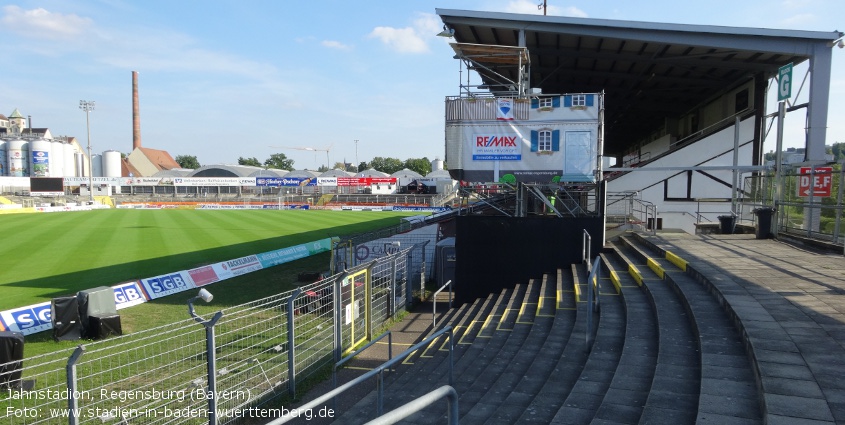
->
<box><xmin>1</xmin><ymin>0</ymin><xmax>842</xmax><ymax>169</ymax></box>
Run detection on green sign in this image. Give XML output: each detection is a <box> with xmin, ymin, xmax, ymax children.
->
<box><xmin>778</xmin><ymin>63</ymin><xmax>793</xmax><ymax>101</ymax></box>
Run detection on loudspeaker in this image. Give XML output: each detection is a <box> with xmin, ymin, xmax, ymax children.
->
<box><xmin>0</xmin><ymin>331</ymin><xmax>24</xmax><ymax>389</ymax></box>
<box><xmin>77</xmin><ymin>287</ymin><xmax>117</xmax><ymax>338</ymax></box>
<box><xmin>89</xmin><ymin>315</ymin><xmax>122</xmax><ymax>340</ymax></box>
<box><xmin>51</xmin><ymin>296</ymin><xmax>82</xmax><ymax>341</ymax></box>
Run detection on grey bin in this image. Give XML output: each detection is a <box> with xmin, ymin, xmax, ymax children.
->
<box><xmin>435</xmin><ymin>237</ymin><xmax>456</xmax><ymax>288</ymax></box>
<box><xmin>753</xmin><ymin>207</ymin><xmax>776</xmax><ymax>239</ymax></box>
<box><xmin>717</xmin><ymin>215</ymin><xmax>737</xmax><ymax>234</ymax></box>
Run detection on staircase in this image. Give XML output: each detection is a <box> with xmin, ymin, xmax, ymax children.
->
<box><xmin>287</xmin><ymin>230</ymin><xmax>845</xmax><ymax>424</ymax></box>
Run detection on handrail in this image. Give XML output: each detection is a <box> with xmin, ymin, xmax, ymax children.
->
<box><xmin>585</xmin><ymin>256</ymin><xmax>601</xmax><ymax>350</ymax></box>
<box><xmin>362</xmin><ymin>385</ymin><xmax>459</xmax><ymax>425</ymax></box>
<box><xmin>266</xmin><ymin>326</ymin><xmax>454</xmax><ymax>424</ymax></box>
<box><xmin>333</xmin><ymin>330</ymin><xmax>393</xmax><ymax>409</ymax></box>
<box><xmin>582</xmin><ymin>230</ymin><xmax>591</xmax><ymax>269</ymax></box>
<box><xmin>432</xmin><ymin>279</ymin><xmax>453</xmax><ymax>327</ymax></box>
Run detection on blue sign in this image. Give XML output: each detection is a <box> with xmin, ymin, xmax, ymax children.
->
<box><xmin>7</xmin><ymin>303</ymin><xmax>52</xmax><ymax>333</ymax></box>
<box><xmin>113</xmin><ymin>282</ymin><xmax>147</xmax><ymax>308</ymax></box>
<box><xmin>141</xmin><ymin>273</ymin><xmax>193</xmax><ymax>299</ymax></box>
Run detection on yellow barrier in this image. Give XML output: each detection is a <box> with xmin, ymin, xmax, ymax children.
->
<box><xmin>0</xmin><ymin>196</ymin><xmax>13</xmax><ymax>205</ymax></box>
<box><xmin>609</xmin><ymin>269</ymin><xmax>622</xmax><ymax>293</ymax></box>
<box><xmin>628</xmin><ymin>265</ymin><xmax>643</xmax><ymax>287</ymax></box>
<box><xmin>647</xmin><ymin>258</ymin><xmax>665</xmax><ymax>279</ymax></box>
<box><xmin>666</xmin><ymin>251</ymin><xmax>688</xmax><ymax>271</ymax></box>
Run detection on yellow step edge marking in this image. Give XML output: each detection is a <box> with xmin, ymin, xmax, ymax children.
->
<box><xmin>516</xmin><ymin>302</ymin><xmax>535</xmax><ymax>324</ymax></box>
<box><xmin>666</xmin><ymin>250</ymin><xmax>688</xmax><ymax>271</ymax></box>
<box><xmin>478</xmin><ymin>313</ymin><xmax>500</xmax><ymax>337</ymax></box>
<box><xmin>574</xmin><ymin>282</ymin><xmax>582</xmax><ymax>302</ymax></box>
<box><xmin>628</xmin><ymin>265</ymin><xmax>643</xmax><ymax>287</ymax></box>
<box><xmin>497</xmin><ymin>308</ymin><xmax>518</xmax><ymax>331</ymax></box>
<box><xmin>647</xmin><ymin>257</ymin><xmax>665</xmax><ymax>279</ymax></box>
<box><xmin>458</xmin><ymin>321</ymin><xmax>482</xmax><ymax>345</ymax></box>
<box><xmin>609</xmin><ymin>270</ymin><xmax>622</xmax><ymax>294</ymax></box>
<box><xmin>376</xmin><ymin>341</ymin><xmax>413</xmax><ymax>346</ymax></box>
<box><xmin>537</xmin><ymin>296</ymin><xmax>556</xmax><ymax>317</ymax></box>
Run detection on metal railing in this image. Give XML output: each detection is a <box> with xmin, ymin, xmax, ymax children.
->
<box><xmin>432</xmin><ymin>280</ymin><xmax>453</xmax><ymax>328</ymax></box>
<box><xmin>265</xmin><ymin>326</ymin><xmax>454</xmax><ymax>424</ymax></box>
<box><xmin>585</xmin><ymin>256</ymin><xmax>602</xmax><ymax>350</ymax></box>
<box><xmin>582</xmin><ymin>230</ymin><xmax>591</xmax><ymax>265</ymax></box>
<box><xmin>0</xmin><ymin>247</ymin><xmax>421</xmax><ymax>425</ymax></box>
<box><xmin>362</xmin><ymin>385</ymin><xmax>459</xmax><ymax>425</ymax></box>
<box><xmin>333</xmin><ymin>331</ymin><xmax>393</xmax><ymax>409</ymax></box>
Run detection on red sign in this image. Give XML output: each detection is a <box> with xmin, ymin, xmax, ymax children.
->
<box><xmin>336</xmin><ymin>177</ymin><xmax>397</xmax><ymax>186</ymax></box>
<box><xmin>797</xmin><ymin>167</ymin><xmax>833</xmax><ymax>197</ymax></box>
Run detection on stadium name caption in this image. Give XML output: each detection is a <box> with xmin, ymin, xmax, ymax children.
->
<box><xmin>4</xmin><ymin>388</ymin><xmax>251</xmax><ymax>403</ymax></box>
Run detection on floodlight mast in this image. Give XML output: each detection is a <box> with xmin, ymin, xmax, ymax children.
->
<box><xmin>79</xmin><ymin>100</ymin><xmax>95</xmax><ymax>203</ymax></box>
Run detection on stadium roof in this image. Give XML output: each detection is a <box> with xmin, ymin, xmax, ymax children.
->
<box><xmin>437</xmin><ymin>9</ymin><xmax>842</xmax><ymax>155</ymax></box>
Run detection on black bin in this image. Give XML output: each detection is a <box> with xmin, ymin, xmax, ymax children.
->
<box><xmin>717</xmin><ymin>215</ymin><xmax>737</xmax><ymax>234</ymax></box>
<box><xmin>753</xmin><ymin>207</ymin><xmax>776</xmax><ymax>239</ymax></box>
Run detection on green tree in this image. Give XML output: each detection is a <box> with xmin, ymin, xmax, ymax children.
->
<box><xmin>264</xmin><ymin>153</ymin><xmax>294</xmax><ymax>170</ymax></box>
<box><xmin>368</xmin><ymin>157</ymin><xmax>404</xmax><ymax>174</ymax></box>
<box><xmin>357</xmin><ymin>162</ymin><xmax>368</xmax><ymax>173</ymax></box>
<box><xmin>404</xmin><ymin>157</ymin><xmax>432</xmax><ymax>176</ymax></box>
<box><xmin>238</xmin><ymin>157</ymin><xmax>262</xmax><ymax>167</ymax></box>
<box><xmin>317</xmin><ymin>165</ymin><xmax>329</xmax><ymax>172</ymax></box>
<box><xmin>174</xmin><ymin>155</ymin><xmax>200</xmax><ymax>169</ymax></box>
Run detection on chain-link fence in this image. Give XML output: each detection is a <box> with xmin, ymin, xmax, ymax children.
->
<box><xmin>0</xmin><ymin>248</ymin><xmax>416</xmax><ymax>425</ymax></box>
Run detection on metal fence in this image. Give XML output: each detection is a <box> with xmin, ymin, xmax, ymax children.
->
<box><xmin>740</xmin><ymin>164</ymin><xmax>845</xmax><ymax>245</ymax></box>
<box><xmin>0</xmin><ymin>248</ymin><xmax>417</xmax><ymax>425</ymax></box>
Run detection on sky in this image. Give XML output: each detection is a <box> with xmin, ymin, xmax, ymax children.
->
<box><xmin>1</xmin><ymin>0</ymin><xmax>843</xmax><ymax>170</ymax></box>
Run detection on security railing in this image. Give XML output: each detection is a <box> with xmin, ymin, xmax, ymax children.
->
<box><xmin>0</xmin><ymin>248</ymin><xmax>419</xmax><ymax>425</ymax></box>
<box><xmin>264</xmin><ymin>326</ymin><xmax>455</xmax><ymax>424</ymax></box>
<box><xmin>432</xmin><ymin>280</ymin><xmax>453</xmax><ymax>328</ymax></box>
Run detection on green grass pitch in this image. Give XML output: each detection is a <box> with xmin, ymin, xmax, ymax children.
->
<box><xmin>0</xmin><ymin>209</ymin><xmax>417</xmax><ymax>311</ymax></box>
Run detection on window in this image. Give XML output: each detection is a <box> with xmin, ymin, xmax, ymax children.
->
<box><xmin>538</xmin><ymin>130</ymin><xmax>553</xmax><ymax>152</ymax></box>
<box><xmin>571</xmin><ymin>94</ymin><xmax>587</xmax><ymax>107</ymax></box>
<box><xmin>539</xmin><ymin>97</ymin><xmax>553</xmax><ymax>109</ymax></box>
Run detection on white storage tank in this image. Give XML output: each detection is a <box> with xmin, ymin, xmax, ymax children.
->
<box><xmin>51</xmin><ymin>140</ymin><xmax>65</xmax><ymax>177</ymax></box>
<box><xmin>63</xmin><ymin>143</ymin><xmax>76</xmax><ymax>177</ymax></box>
<box><xmin>92</xmin><ymin>154</ymin><xmax>103</xmax><ymax>177</ymax></box>
<box><xmin>102</xmin><ymin>150</ymin><xmax>121</xmax><ymax>177</ymax></box>
<box><xmin>431</xmin><ymin>158</ymin><xmax>444</xmax><ymax>172</ymax></box>
<box><xmin>8</xmin><ymin>139</ymin><xmax>28</xmax><ymax>176</ymax></box>
<box><xmin>0</xmin><ymin>139</ymin><xmax>6</xmax><ymax>176</ymax></box>
<box><xmin>74</xmin><ymin>152</ymin><xmax>86</xmax><ymax>177</ymax></box>
<box><xmin>30</xmin><ymin>139</ymin><xmax>52</xmax><ymax>177</ymax></box>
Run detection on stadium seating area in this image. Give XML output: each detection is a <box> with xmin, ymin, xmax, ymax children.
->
<box><xmin>301</xmin><ymin>232</ymin><xmax>843</xmax><ymax>424</ymax></box>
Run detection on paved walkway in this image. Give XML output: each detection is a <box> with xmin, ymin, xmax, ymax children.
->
<box><xmin>641</xmin><ymin>233</ymin><xmax>845</xmax><ymax>424</ymax></box>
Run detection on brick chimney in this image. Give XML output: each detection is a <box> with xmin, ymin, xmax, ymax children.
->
<box><xmin>132</xmin><ymin>71</ymin><xmax>141</xmax><ymax>150</ymax></box>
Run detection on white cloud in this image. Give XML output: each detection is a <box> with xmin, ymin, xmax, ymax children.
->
<box><xmin>368</xmin><ymin>12</ymin><xmax>443</xmax><ymax>54</ymax></box>
<box><xmin>369</xmin><ymin>26</ymin><xmax>428</xmax><ymax>53</ymax></box>
<box><xmin>0</xmin><ymin>5</ymin><xmax>92</xmax><ymax>39</ymax></box>
<box><xmin>503</xmin><ymin>0</ymin><xmax>587</xmax><ymax>18</ymax></box>
<box><xmin>321</xmin><ymin>40</ymin><xmax>352</xmax><ymax>50</ymax></box>
<box><xmin>780</xmin><ymin>13</ymin><xmax>817</xmax><ymax>27</ymax></box>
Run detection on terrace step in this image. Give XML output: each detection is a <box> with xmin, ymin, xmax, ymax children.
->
<box><xmin>612</xmin><ymin>240</ymin><xmax>701</xmax><ymax>424</ymax></box>
<box><xmin>550</xmin><ymin>265</ymin><xmax>625</xmax><ymax>424</ymax></box>
<box><xmin>593</xmin><ymin>251</ymin><xmax>659</xmax><ymax>424</ymax></box>
<box><xmin>619</xmin><ymin>235</ymin><xmax>763</xmax><ymax>423</ymax></box>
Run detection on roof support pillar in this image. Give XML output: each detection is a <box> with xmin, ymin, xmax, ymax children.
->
<box><xmin>805</xmin><ymin>45</ymin><xmax>833</xmax><ymax>162</ymax></box>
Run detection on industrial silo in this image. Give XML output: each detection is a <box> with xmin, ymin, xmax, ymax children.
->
<box><xmin>62</xmin><ymin>143</ymin><xmax>76</xmax><ymax>177</ymax></box>
<box><xmin>102</xmin><ymin>150</ymin><xmax>122</xmax><ymax>177</ymax></box>
<box><xmin>30</xmin><ymin>139</ymin><xmax>52</xmax><ymax>177</ymax></box>
<box><xmin>431</xmin><ymin>158</ymin><xmax>444</xmax><ymax>172</ymax></box>
<box><xmin>74</xmin><ymin>152</ymin><xmax>85</xmax><ymax>177</ymax></box>
<box><xmin>0</xmin><ymin>139</ymin><xmax>6</xmax><ymax>176</ymax></box>
<box><xmin>8</xmin><ymin>139</ymin><xmax>28</xmax><ymax>176</ymax></box>
<box><xmin>92</xmin><ymin>154</ymin><xmax>103</xmax><ymax>177</ymax></box>
<box><xmin>51</xmin><ymin>140</ymin><xmax>65</xmax><ymax>177</ymax></box>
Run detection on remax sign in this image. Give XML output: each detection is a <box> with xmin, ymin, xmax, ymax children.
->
<box><xmin>471</xmin><ymin>133</ymin><xmax>522</xmax><ymax>161</ymax></box>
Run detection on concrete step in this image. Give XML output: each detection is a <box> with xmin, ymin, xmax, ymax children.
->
<box><xmin>593</xmin><ymin>251</ymin><xmax>659</xmax><ymax>424</ymax></box>
<box><xmin>612</xmin><ymin>240</ymin><xmax>701</xmax><ymax>424</ymax></box>
<box><xmin>622</xmin><ymin>235</ymin><xmax>764</xmax><ymax>423</ymax></box>
<box><xmin>513</xmin><ymin>268</ymin><xmax>589</xmax><ymax>423</ymax></box>
<box><xmin>551</xmin><ymin>267</ymin><xmax>626</xmax><ymax>424</ymax></box>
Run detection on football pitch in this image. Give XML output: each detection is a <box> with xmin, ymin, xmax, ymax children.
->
<box><xmin>0</xmin><ymin>209</ymin><xmax>418</xmax><ymax>312</ymax></box>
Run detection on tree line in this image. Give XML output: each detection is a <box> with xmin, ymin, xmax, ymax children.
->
<box><xmin>174</xmin><ymin>154</ymin><xmax>439</xmax><ymax>177</ymax></box>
